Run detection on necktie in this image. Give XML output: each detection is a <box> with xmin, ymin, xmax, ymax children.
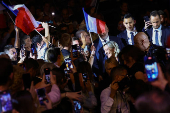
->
<box><xmin>104</xmin><ymin>40</ymin><xmax>107</xmax><ymax>43</ymax></box>
<box><xmin>155</xmin><ymin>30</ymin><xmax>159</xmax><ymax>45</ymax></box>
<box><xmin>130</xmin><ymin>32</ymin><xmax>134</xmax><ymax>45</ymax></box>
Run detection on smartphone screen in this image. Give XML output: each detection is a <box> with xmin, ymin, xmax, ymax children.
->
<box><xmin>44</xmin><ymin>68</ymin><xmax>50</xmax><ymax>84</ymax></box>
<box><xmin>65</xmin><ymin>58</ymin><xmax>73</xmax><ymax>71</ymax></box>
<box><xmin>64</xmin><ymin>70</ymin><xmax>70</xmax><ymax>79</ymax></box>
<box><xmin>36</xmin><ymin>88</ymin><xmax>48</xmax><ymax>105</ymax></box>
<box><xmin>31</xmin><ymin>44</ymin><xmax>36</xmax><ymax>54</ymax></box>
<box><xmin>72</xmin><ymin>45</ymin><xmax>78</xmax><ymax>58</ymax></box>
<box><xmin>22</xmin><ymin>73</ymin><xmax>31</xmax><ymax>90</ymax></box>
<box><xmin>82</xmin><ymin>73</ymin><xmax>87</xmax><ymax>82</ymax></box>
<box><xmin>73</xmin><ymin>100</ymin><xmax>82</xmax><ymax>113</ymax></box>
<box><xmin>144</xmin><ymin>56</ymin><xmax>158</xmax><ymax>82</ymax></box>
<box><xmin>0</xmin><ymin>91</ymin><xmax>13</xmax><ymax>112</ymax></box>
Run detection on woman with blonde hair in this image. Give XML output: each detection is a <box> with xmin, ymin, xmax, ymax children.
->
<box><xmin>103</xmin><ymin>41</ymin><xmax>120</xmax><ymax>60</ymax></box>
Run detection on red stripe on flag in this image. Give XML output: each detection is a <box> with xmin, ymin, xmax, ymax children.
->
<box><xmin>15</xmin><ymin>7</ymin><xmax>35</xmax><ymax>35</ymax></box>
<box><xmin>96</xmin><ymin>19</ymin><xmax>106</xmax><ymax>34</ymax></box>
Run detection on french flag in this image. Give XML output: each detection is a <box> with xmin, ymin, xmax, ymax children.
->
<box><xmin>2</xmin><ymin>1</ymin><xmax>39</xmax><ymax>35</ymax></box>
<box><xmin>82</xmin><ymin>8</ymin><xmax>105</xmax><ymax>34</ymax></box>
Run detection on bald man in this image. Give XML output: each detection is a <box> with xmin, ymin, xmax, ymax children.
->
<box><xmin>134</xmin><ymin>32</ymin><xmax>150</xmax><ymax>52</ymax></box>
<box><xmin>134</xmin><ymin>32</ymin><xmax>167</xmax><ymax>66</ymax></box>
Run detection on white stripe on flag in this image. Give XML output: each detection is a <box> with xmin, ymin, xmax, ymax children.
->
<box><xmin>88</xmin><ymin>15</ymin><xmax>97</xmax><ymax>34</ymax></box>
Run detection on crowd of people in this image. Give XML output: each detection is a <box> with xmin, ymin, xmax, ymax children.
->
<box><xmin>0</xmin><ymin>0</ymin><xmax>170</xmax><ymax>113</ymax></box>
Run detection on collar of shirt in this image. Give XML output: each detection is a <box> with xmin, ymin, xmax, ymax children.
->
<box><xmin>152</xmin><ymin>24</ymin><xmax>162</xmax><ymax>46</ymax></box>
<box><xmin>99</xmin><ymin>35</ymin><xmax>110</xmax><ymax>46</ymax></box>
<box><xmin>126</xmin><ymin>27</ymin><xmax>138</xmax><ymax>36</ymax></box>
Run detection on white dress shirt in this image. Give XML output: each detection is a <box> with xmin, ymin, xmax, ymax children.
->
<box><xmin>127</xmin><ymin>28</ymin><xmax>138</xmax><ymax>45</ymax></box>
<box><xmin>37</xmin><ymin>42</ymin><xmax>47</xmax><ymax>60</ymax></box>
<box><xmin>152</xmin><ymin>25</ymin><xmax>162</xmax><ymax>46</ymax></box>
<box><xmin>99</xmin><ymin>35</ymin><xmax>110</xmax><ymax>46</ymax></box>
<box><xmin>100</xmin><ymin>87</ymin><xmax>130</xmax><ymax>113</ymax></box>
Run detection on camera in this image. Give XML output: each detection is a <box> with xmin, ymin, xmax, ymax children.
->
<box><xmin>116</xmin><ymin>76</ymin><xmax>131</xmax><ymax>90</ymax></box>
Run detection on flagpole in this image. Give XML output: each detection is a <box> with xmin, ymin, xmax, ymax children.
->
<box><xmin>7</xmin><ymin>11</ymin><xmax>15</xmax><ymax>24</ymax></box>
<box><xmin>88</xmin><ymin>30</ymin><xmax>93</xmax><ymax>45</ymax></box>
<box><xmin>34</xmin><ymin>29</ymin><xmax>51</xmax><ymax>45</ymax></box>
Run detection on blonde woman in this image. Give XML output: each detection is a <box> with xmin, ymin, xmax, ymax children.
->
<box><xmin>103</xmin><ymin>41</ymin><xmax>120</xmax><ymax>60</ymax></box>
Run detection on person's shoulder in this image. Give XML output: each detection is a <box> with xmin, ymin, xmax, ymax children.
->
<box><xmin>101</xmin><ymin>86</ymin><xmax>111</xmax><ymax>95</ymax></box>
<box><xmin>117</xmin><ymin>30</ymin><xmax>127</xmax><ymax>37</ymax></box>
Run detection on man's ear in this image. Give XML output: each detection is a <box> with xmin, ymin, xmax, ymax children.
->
<box><xmin>134</xmin><ymin>20</ymin><xmax>136</xmax><ymax>24</ymax></box>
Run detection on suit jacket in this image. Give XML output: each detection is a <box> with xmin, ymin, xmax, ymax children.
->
<box><xmin>117</xmin><ymin>30</ymin><xmax>129</xmax><ymax>47</ymax></box>
<box><xmin>92</xmin><ymin>36</ymin><xmax>123</xmax><ymax>77</ymax></box>
<box><xmin>146</xmin><ymin>26</ymin><xmax>170</xmax><ymax>47</ymax></box>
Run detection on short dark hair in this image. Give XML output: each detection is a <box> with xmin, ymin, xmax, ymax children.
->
<box><xmin>59</xmin><ymin>33</ymin><xmax>71</xmax><ymax>47</ymax></box>
<box><xmin>12</xmin><ymin>90</ymin><xmax>34</xmax><ymax>113</ymax></box>
<box><xmin>46</xmin><ymin>47</ymin><xmax>60</xmax><ymax>63</ymax></box>
<box><xmin>121</xmin><ymin>45</ymin><xmax>144</xmax><ymax>63</ymax></box>
<box><xmin>150</xmin><ymin>10</ymin><xmax>160</xmax><ymax>18</ymax></box>
<box><xmin>32</xmin><ymin>35</ymin><xmax>42</xmax><ymax>48</ymax></box>
<box><xmin>4</xmin><ymin>45</ymin><xmax>14</xmax><ymax>53</ymax></box>
<box><xmin>76</xmin><ymin>30</ymin><xmax>85</xmax><ymax>39</ymax></box>
<box><xmin>21</xmin><ymin>35</ymin><xmax>30</xmax><ymax>45</ymax></box>
<box><xmin>23</xmin><ymin>58</ymin><xmax>39</xmax><ymax>71</ymax></box>
<box><xmin>110</xmin><ymin>66</ymin><xmax>126</xmax><ymax>81</ymax></box>
<box><xmin>72</xmin><ymin>37</ymin><xmax>79</xmax><ymax>41</ymax></box>
<box><xmin>0</xmin><ymin>58</ymin><xmax>13</xmax><ymax>85</ymax></box>
<box><xmin>158</xmin><ymin>10</ymin><xmax>164</xmax><ymax>16</ymax></box>
<box><xmin>52</xmin><ymin>67</ymin><xmax>65</xmax><ymax>86</ymax></box>
<box><xmin>124</xmin><ymin>13</ymin><xmax>134</xmax><ymax>20</ymax></box>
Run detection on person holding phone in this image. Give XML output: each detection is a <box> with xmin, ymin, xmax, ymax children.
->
<box><xmin>32</xmin><ymin>22</ymin><xmax>50</xmax><ymax>60</ymax></box>
<box><xmin>144</xmin><ymin>10</ymin><xmax>170</xmax><ymax>47</ymax></box>
<box><xmin>100</xmin><ymin>66</ymin><xmax>130</xmax><ymax>113</ymax></box>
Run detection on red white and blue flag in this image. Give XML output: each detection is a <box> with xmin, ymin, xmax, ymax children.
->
<box><xmin>82</xmin><ymin>8</ymin><xmax>105</xmax><ymax>34</ymax></box>
<box><xmin>2</xmin><ymin>1</ymin><xmax>39</xmax><ymax>35</ymax></box>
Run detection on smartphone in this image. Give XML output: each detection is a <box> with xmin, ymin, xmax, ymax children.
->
<box><xmin>82</xmin><ymin>73</ymin><xmax>87</xmax><ymax>82</ymax></box>
<box><xmin>72</xmin><ymin>45</ymin><xmax>78</xmax><ymax>58</ymax></box>
<box><xmin>143</xmin><ymin>16</ymin><xmax>150</xmax><ymax>22</ymax></box>
<box><xmin>73</xmin><ymin>100</ymin><xmax>82</xmax><ymax>113</ymax></box>
<box><xmin>44</xmin><ymin>68</ymin><xmax>50</xmax><ymax>84</ymax></box>
<box><xmin>166</xmin><ymin>48</ymin><xmax>170</xmax><ymax>59</ymax></box>
<box><xmin>21</xmin><ymin>44</ymin><xmax>25</xmax><ymax>57</ymax></box>
<box><xmin>36</xmin><ymin>88</ymin><xmax>48</xmax><ymax>105</ymax></box>
<box><xmin>144</xmin><ymin>56</ymin><xmax>158</xmax><ymax>82</ymax></box>
<box><xmin>22</xmin><ymin>73</ymin><xmax>31</xmax><ymax>90</ymax></box>
<box><xmin>64</xmin><ymin>70</ymin><xmax>70</xmax><ymax>78</ymax></box>
<box><xmin>0</xmin><ymin>91</ymin><xmax>13</xmax><ymax>112</ymax></box>
<box><xmin>65</xmin><ymin>58</ymin><xmax>73</xmax><ymax>71</ymax></box>
<box><xmin>31</xmin><ymin>44</ymin><xmax>36</xmax><ymax>55</ymax></box>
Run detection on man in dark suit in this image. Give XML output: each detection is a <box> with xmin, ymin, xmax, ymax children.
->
<box><xmin>117</xmin><ymin>13</ymin><xmax>138</xmax><ymax>46</ymax></box>
<box><xmin>92</xmin><ymin>25</ymin><xmax>123</xmax><ymax>79</ymax></box>
<box><xmin>145</xmin><ymin>10</ymin><xmax>170</xmax><ymax>47</ymax></box>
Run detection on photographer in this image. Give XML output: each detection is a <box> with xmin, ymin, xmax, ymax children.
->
<box><xmin>100</xmin><ymin>66</ymin><xmax>130</xmax><ymax>113</ymax></box>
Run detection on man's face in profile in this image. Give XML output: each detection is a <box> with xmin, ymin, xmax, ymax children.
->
<box><xmin>150</xmin><ymin>15</ymin><xmax>161</xmax><ymax>29</ymax></box>
<box><xmin>8</xmin><ymin>48</ymin><xmax>17</xmax><ymax>61</ymax></box>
